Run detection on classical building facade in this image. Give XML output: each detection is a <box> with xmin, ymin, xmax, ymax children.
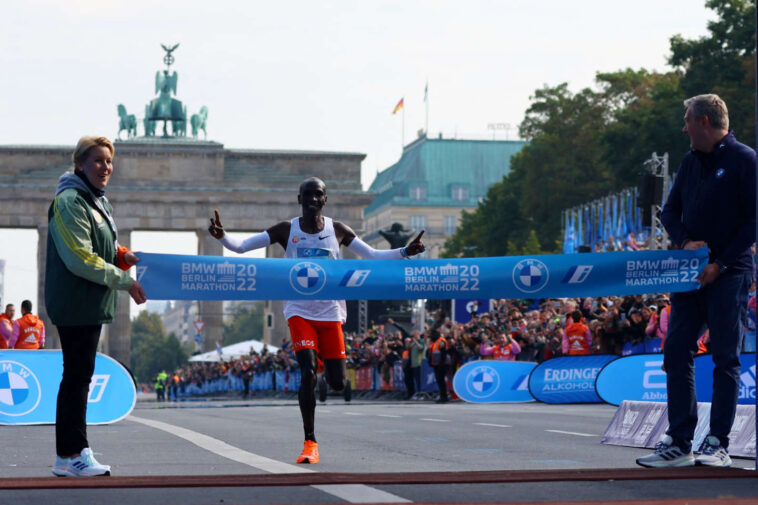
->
<box><xmin>363</xmin><ymin>135</ymin><xmax>525</xmax><ymax>257</ymax></box>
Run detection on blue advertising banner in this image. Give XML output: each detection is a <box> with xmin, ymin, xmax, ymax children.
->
<box><xmin>694</xmin><ymin>353</ymin><xmax>755</xmax><ymax>405</ymax></box>
<box><xmin>453</xmin><ymin>299</ymin><xmax>491</xmax><ymax>323</ymax></box>
<box><xmin>136</xmin><ymin>247</ymin><xmax>708</xmax><ymax>301</ymax></box>
<box><xmin>0</xmin><ymin>350</ymin><xmax>136</xmax><ymax>425</ymax></box>
<box><xmin>597</xmin><ymin>353</ymin><xmax>756</xmax><ymax>406</ymax></box>
<box><xmin>528</xmin><ymin>355</ymin><xmax>617</xmax><ymax>404</ymax></box>
<box><xmin>453</xmin><ymin>360</ymin><xmax>536</xmax><ymax>403</ymax></box>
<box><xmin>595</xmin><ymin>354</ymin><xmax>666</xmax><ymax>406</ymax></box>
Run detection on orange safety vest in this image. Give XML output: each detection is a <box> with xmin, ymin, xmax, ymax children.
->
<box><xmin>14</xmin><ymin>314</ymin><xmax>43</xmax><ymax>349</ymax></box>
<box><xmin>492</xmin><ymin>345</ymin><xmax>514</xmax><ymax>360</ymax></box>
<box><xmin>429</xmin><ymin>337</ymin><xmax>447</xmax><ymax>366</ymax></box>
<box><xmin>565</xmin><ymin>321</ymin><xmax>590</xmax><ymax>355</ymax></box>
<box><xmin>0</xmin><ymin>314</ymin><xmax>9</xmax><ymax>349</ymax></box>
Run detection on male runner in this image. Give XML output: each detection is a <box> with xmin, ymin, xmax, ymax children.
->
<box><xmin>209</xmin><ymin>177</ymin><xmax>425</xmax><ymax>464</ymax></box>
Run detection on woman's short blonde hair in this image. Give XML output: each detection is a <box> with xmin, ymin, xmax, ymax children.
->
<box><xmin>72</xmin><ymin>136</ymin><xmax>114</xmax><ymax>167</ymax></box>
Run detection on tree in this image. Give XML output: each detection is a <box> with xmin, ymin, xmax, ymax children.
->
<box><xmin>443</xmin><ymin>84</ymin><xmax>614</xmax><ymax>256</ymax></box>
<box><xmin>669</xmin><ymin>0</ymin><xmax>756</xmax><ymax>147</ymax></box>
<box><xmin>442</xmin><ymin>0</ymin><xmax>753</xmax><ymax>256</ymax></box>
<box><xmin>597</xmin><ymin>69</ymin><xmax>690</xmax><ymax>187</ymax></box>
<box><xmin>223</xmin><ymin>302</ymin><xmax>264</xmax><ymax>346</ymax></box>
<box><xmin>130</xmin><ymin>311</ymin><xmax>188</xmax><ymax>383</ymax></box>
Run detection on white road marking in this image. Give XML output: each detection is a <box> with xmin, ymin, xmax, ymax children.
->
<box><xmin>420</xmin><ymin>418</ymin><xmax>449</xmax><ymax>422</ymax></box>
<box><xmin>129</xmin><ymin>415</ymin><xmax>410</xmax><ymax>504</ymax></box>
<box><xmin>545</xmin><ymin>429</ymin><xmax>597</xmax><ymax>437</ymax></box>
<box><xmin>474</xmin><ymin>423</ymin><xmax>512</xmax><ymax>428</ymax></box>
<box><xmin>343</xmin><ymin>412</ymin><xmax>364</xmax><ymax>416</ymax></box>
<box><xmin>314</xmin><ymin>484</ymin><xmax>411</xmax><ymax>503</ymax></box>
<box><xmin>377</xmin><ymin>414</ymin><xmax>401</xmax><ymax>418</ymax></box>
<box><xmin>129</xmin><ymin>415</ymin><xmax>310</xmax><ymax>474</ymax></box>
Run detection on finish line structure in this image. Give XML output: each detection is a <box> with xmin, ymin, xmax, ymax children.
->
<box><xmin>137</xmin><ymin>248</ymin><xmax>709</xmax><ymax>301</ymax></box>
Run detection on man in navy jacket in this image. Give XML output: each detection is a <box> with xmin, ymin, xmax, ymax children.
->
<box><xmin>637</xmin><ymin>94</ymin><xmax>755</xmax><ymax>468</ymax></box>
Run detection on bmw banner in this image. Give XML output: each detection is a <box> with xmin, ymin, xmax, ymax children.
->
<box><xmin>136</xmin><ymin>247</ymin><xmax>708</xmax><ymax>301</ymax></box>
<box><xmin>595</xmin><ymin>354</ymin><xmax>667</xmax><ymax>406</ymax></box>
<box><xmin>453</xmin><ymin>360</ymin><xmax>535</xmax><ymax>403</ymax></box>
<box><xmin>0</xmin><ymin>350</ymin><xmax>136</xmax><ymax>425</ymax></box>
<box><xmin>528</xmin><ymin>355</ymin><xmax>617</xmax><ymax>404</ymax></box>
<box><xmin>694</xmin><ymin>353</ymin><xmax>755</xmax><ymax>405</ymax></box>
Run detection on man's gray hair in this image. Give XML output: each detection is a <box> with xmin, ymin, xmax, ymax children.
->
<box><xmin>684</xmin><ymin>94</ymin><xmax>729</xmax><ymax>131</ymax></box>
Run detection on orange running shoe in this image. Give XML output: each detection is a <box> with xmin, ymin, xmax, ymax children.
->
<box><xmin>296</xmin><ymin>440</ymin><xmax>319</xmax><ymax>464</ymax></box>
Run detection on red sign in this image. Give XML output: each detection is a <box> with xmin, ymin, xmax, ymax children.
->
<box><xmin>193</xmin><ymin>321</ymin><xmax>205</xmax><ymax>333</ymax></box>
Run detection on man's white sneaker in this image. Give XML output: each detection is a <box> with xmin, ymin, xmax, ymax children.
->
<box><xmin>54</xmin><ymin>448</ymin><xmax>111</xmax><ymax>477</ymax></box>
<box><xmin>636</xmin><ymin>435</ymin><xmax>694</xmax><ymax>468</ymax></box>
<box><xmin>696</xmin><ymin>435</ymin><xmax>732</xmax><ymax>467</ymax></box>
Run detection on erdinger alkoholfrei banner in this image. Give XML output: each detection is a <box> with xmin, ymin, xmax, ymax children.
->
<box><xmin>0</xmin><ymin>350</ymin><xmax>136</xmax><ymax>425</ymax></box>
<box><xmin>136</xmin><ymin>247</ymin><xmax>708</xmax><ymax>301</ymax></box>
<box><xmin>528</xmin><ymin>355</ymin><xmax>618</xmax><ymax>404</ymax></box>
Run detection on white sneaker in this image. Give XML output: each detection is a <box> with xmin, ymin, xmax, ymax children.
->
<box><xmin>52</xmin><ymin>455</ymin><xmax>73</xmax><ymax>477</ymax></box>
<box><xmin>636</xmin><ymin>435</ymin><xmax>694</xmax><ymax>468</ymax></box>
<box><xmin>53</xmin><ymin>448</ymin><xmax>111</xmax><ymax>477</ymax></box>
<box><xmin>696</xmin><ymin>435</ymin><xmax>732</xmax><ymax>467</ymax></box>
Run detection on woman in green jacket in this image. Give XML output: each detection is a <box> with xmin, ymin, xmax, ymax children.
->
<box><xmin>47</xmin><ymin>136</ymin><xmax>146</xmax><ymax>477</ymax></box>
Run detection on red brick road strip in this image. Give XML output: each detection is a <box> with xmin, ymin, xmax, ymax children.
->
<box><xmin>0</xmin><ymin>467</ymin><xmax>754</xmax><ymax>490</ymax></box>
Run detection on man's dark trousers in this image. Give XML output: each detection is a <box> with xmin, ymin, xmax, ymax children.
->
<box><xmin>664</xmin><ymin>270</ymin><xmax>751</xmax><ymax>450</ymax></box>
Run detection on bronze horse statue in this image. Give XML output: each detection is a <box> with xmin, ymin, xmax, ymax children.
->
<box><xmin>191</xmin><ymin>106</ymin><xmax>208</xmax><ymax>139</ymax></box>
<box><xmin>117</xmin><ymin>104</ymin><xmax>137</xmax><ymax>139</ymax></box>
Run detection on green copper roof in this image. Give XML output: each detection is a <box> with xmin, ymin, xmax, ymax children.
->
<box><xmin>365</xmin><ymin>136</ymin><xmax>525</xmax><ymax>215</ymax></box>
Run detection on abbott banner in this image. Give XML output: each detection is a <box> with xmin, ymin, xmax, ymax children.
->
<box><xmin>0</xmin><ymin>350</ymin><xmax>136</xmax><ymax>425</ymax></box>
<box><xmin>137</xmin><ymin>247</ymin><xmax>708</xmax><ymax>301</ymax></box>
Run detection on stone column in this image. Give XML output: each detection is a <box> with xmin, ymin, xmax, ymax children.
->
<box><xmin>197</xmin><ymin>230</ymin><xmax>223</xmax><ymax>352</ymax></box>
<box><xmin>265</xmin><ymin>243</ymin><xmax>288</xmax><ymax>347</ymax></box>
<box><xmin>37</xmin><ymin>225</ymin><xmax>58</xmax><ymax>349</ymax></box>
<box><xmin>109</xmin><ymin>230</ymin><xmax>132</xmax><ymax>366</ymax></box>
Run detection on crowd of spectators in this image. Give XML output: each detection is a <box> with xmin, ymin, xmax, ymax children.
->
<box><xmin>155</xmin><ymin>290</ymin><xmax>746</xmax><ymax>397</ymax></box>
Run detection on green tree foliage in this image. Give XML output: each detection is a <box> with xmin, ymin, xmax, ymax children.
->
<box><xmin>223</xmin><ymin>302</ymin><xmax>264</xmax><ymax>346</ymax></box>
<box><xmin>443</xmin><ymin>0</ymin><xmax>754</xmax><ymax>256</ymax></box>
<box><xmin>130</xmin><ymin>311</ymin><xmax>188</xmax><ymax>383</ymax></box>
<box><xmin>669</xmin><ymin>0</ymin><xmax>756</xmax><ymax>147</ymax></box>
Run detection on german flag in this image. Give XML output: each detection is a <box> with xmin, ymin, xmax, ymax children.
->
<box><xmin>392</xmin><ymin>97</ymin><xmax>404</xmax><ymax>114</ymax></box>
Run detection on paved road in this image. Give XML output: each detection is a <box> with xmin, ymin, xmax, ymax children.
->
<box><xmin>2</xmin><ymin>398</ymin><xmax>756</xmax><ymax>504</ymax></box>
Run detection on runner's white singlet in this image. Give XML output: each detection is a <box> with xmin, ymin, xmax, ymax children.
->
<box><xmin>284</xmin><ymin>217</ymin><xmax>346</xmax><ymax>322</ymax></box>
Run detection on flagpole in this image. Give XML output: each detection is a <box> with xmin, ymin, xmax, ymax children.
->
<box><xmin>402</xmin><ymin>104</ymin><xmax>405</xmax><ymax>149</ymax></box>
<box><xmin>425</xmin><ymin>81</ymin><xmax>429</xmax><ymax>136</ymax></box>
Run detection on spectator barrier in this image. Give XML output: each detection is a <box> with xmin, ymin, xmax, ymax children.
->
<box><xmin>602</xmin><ymin>400</ymin><xmax>755</xmax><ymax>459</ymax></box>
<box><xmin>0</xmin><ymin>350</ymin><xmax>135</xmax><ymax>425</ymax></box>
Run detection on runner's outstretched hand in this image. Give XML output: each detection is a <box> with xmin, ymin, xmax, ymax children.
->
<box><xmin>405</xmin><ymin>230</ymin><xmax>425</xmax><ymax>255</ymax></box>
<box><xmin>209</xmin><ymin>209</ymin><xmax>225</xmax><ymax>239</ymax></box>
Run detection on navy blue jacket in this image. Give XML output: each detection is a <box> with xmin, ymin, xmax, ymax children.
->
<box><xmin>661</xmin><ymin>131</ymin><xmax>756</xmax><ymax>272</ymax></box>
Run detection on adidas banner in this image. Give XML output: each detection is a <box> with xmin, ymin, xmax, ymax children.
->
<box><xmin>136</xmin><ymin>247</ymin><xmax>709</xmax><ymax>301</ymax></box>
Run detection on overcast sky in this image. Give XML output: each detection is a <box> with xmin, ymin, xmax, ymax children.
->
<box><xmin>0</xmin><ymin>0</ymin><xmax>714</xmax><ymax>316</ymax></box>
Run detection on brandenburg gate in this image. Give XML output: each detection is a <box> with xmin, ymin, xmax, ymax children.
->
<box><xmin>0</xmin><ymin>45</ymin><xmax>370</xmax><ymax>365</ymax></box>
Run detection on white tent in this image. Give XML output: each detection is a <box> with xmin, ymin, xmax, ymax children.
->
<box><xmin>189</xmin><ymin>339</ymin><xmax>278</xmax><ymax>362</ymax></box>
